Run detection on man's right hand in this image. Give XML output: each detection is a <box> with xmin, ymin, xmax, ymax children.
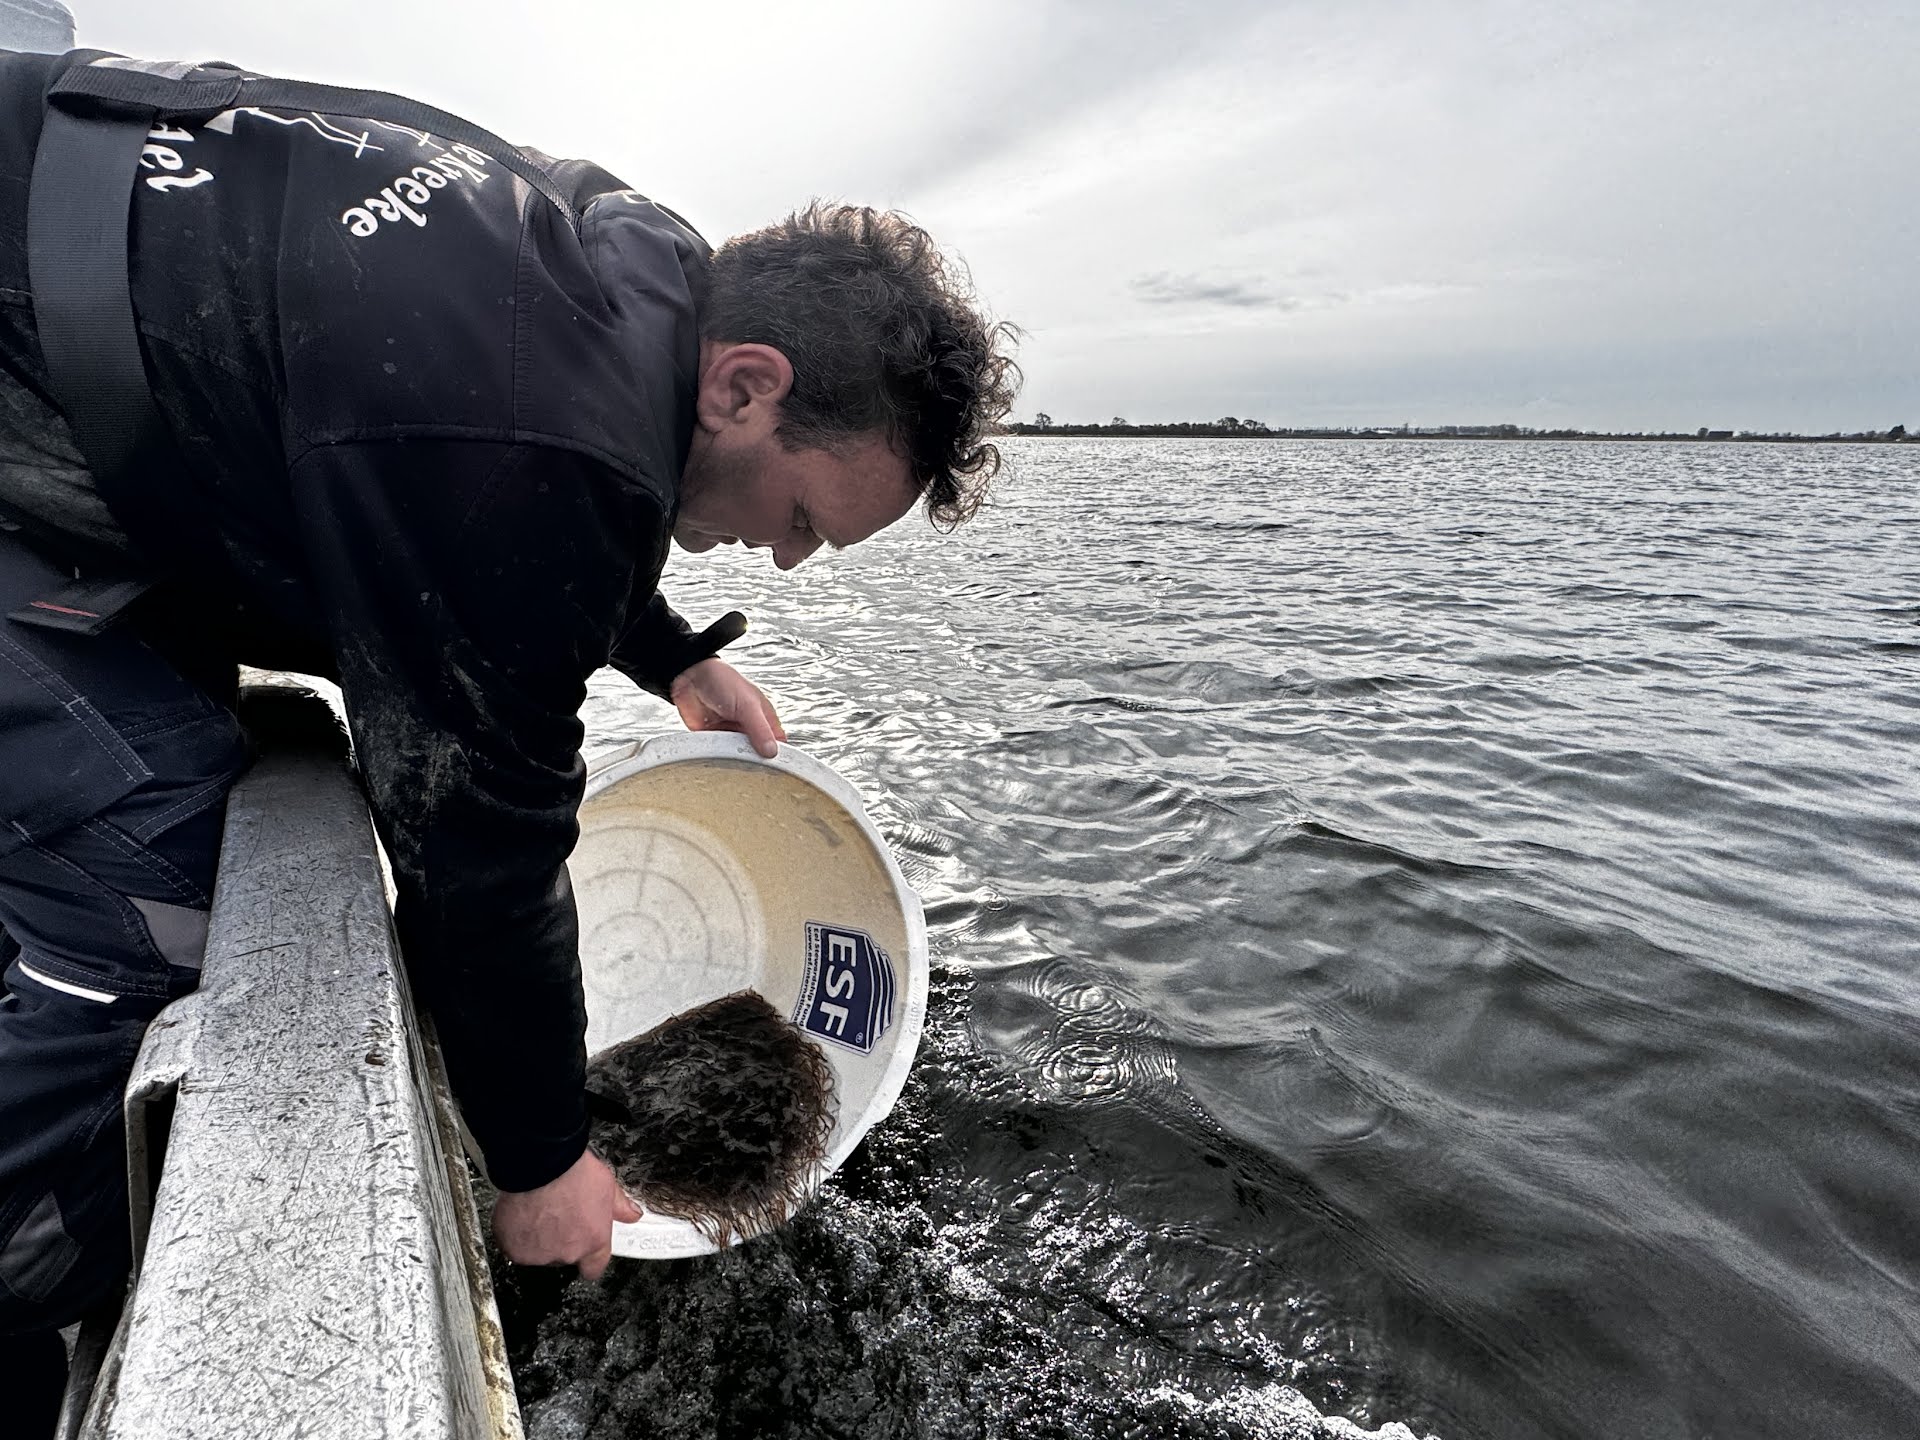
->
<box><xmin>493</xmin><ymin>1146</ymin><xmax>643</xmax><ymax>1281</ymax></box>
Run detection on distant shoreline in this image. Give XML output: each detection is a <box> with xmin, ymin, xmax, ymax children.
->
<box><xmin>1001</xmin><ymin>423</ymin><xmax>1914</xmax><ymax>444</ymax></box>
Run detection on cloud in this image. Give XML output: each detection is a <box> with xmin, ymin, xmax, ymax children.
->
<box><xmin>1128</xmin><ymin>274</ymin><xmax>1473</xmax><ymax>315</ymax></box>
<box><xmin>74</xmin><ymin>0</ymin><xmax>1920</xmax><ymax>432</ymax></box>
<box><xmin>1131</xmin><ymin>272</ymin><xmax>1303</xmax><ymax>309</ymax></box>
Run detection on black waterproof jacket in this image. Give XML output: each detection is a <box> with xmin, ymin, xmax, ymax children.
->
<box><xmin>0</xmin><ymin>49</ymin><xmax>721</xmax><ymax>1190</ymax></box>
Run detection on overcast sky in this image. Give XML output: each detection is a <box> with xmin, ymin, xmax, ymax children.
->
<box><xmin>66</xmin><ymin>0</ymin><xmax>1920</xmax><ymax>432</ymax></box>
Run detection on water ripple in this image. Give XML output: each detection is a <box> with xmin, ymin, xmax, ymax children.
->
<box><xmin>550</xmin><ymin>438</ymin><xmax>1920</xmax><ymax>1440</ymax></box>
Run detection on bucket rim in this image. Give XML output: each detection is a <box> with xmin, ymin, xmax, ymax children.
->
<box><xmin>579</xmin><ymin>731</ymin><xmax>929</xmax><ymax>1259</ymax></box>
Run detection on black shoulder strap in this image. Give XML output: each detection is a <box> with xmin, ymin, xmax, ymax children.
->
<box><xmin>26</xmin><ymin>51</ymin><xmax>582</xmax><ymax>584</ymax></box>
<box><xmin>27</xmin><ymin>52</ymin><xmax>195</xmax><ymax>582</ymax></box>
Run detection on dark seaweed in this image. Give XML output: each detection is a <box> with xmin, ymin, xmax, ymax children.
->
<box><xmin>586</xmin><ymin>991</ymin><xmax>836</xmax><ymax>1248</ymax></box>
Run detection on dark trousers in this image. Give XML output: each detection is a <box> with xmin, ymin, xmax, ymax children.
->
<box><xmin>0</xmin><ymin>529</ymin><xmax>248</xmax><ymax>1424</ymax></box>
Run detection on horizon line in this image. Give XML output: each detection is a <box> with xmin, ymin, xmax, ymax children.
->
<box><xmin>1001</xmin><ymin>420</ymin><xmax>1915</xmax><ymax>443</ymax></box>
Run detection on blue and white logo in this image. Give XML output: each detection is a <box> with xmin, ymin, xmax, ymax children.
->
<box><xmin>794</xmin><ymin>922</ymin><xmax>896</xmax><ymax>1055</ymax></box>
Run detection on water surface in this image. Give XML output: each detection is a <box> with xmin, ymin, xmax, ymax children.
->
<box><xmin>520</xmin><ymin>438</ymin><xmax>1920</xmax><ymax>1439</ymax></box>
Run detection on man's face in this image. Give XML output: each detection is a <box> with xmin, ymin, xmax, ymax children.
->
<box><xmin>675</xmin><ymin>427</ymin><xmax>918</xmax><ymax>571</ymax></box>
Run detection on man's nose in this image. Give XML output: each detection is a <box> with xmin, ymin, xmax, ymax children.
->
<box><xmin>772</xmin><ymin>533</ymin><xmax>824</xmax><ymax>571</ymax></box>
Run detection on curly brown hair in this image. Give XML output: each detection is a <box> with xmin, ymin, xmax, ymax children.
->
<box><xmin>703</xmin><ymin>203</ymin><xmax>1019</xmax><ymax>526</ymax></box>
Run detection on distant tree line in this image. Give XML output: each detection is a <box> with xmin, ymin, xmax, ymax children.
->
<box><xmin>1003</xmin><ymin>417</ymin><xmax>1916</xmax><ymax>443</ymax></box>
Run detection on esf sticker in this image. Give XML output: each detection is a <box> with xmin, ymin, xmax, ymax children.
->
<box><xmin>794</xmin><ymin>922</ymin><xmax>897</xmax><ymax>1055</ymax></box>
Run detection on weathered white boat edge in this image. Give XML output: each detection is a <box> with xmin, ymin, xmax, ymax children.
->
<box><xmin>61</xmin><ymin>684</ymin><xmax>521</xmax><ymax>1439</ymax></box>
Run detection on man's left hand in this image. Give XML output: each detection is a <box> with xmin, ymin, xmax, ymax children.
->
<box><xmin>493</xmin><ymin>1146</ymin><xmax>643</xmax><ymax>1281</ymax></box>
<box><xmin>670</xmin><ymin>658</ymin><xmax>786</xmax><ymax>758</ymax></box>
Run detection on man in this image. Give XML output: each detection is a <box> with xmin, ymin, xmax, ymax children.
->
<box><xmin>0</xmin><ymin>46</ymin><xmax>1016</xmax><ymax>1424</ymax></box>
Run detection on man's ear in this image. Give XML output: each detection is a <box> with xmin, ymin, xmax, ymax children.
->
<box><xmin>695</xmin><ymin>342</ymin><xmax>794</xmax><ymax>434</ymax></box>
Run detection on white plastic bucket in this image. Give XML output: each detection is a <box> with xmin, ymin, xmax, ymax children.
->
<box><xmin>571</xmin><ymin>732</ymin><xmax>928</xmax><ymax>1259</ymax></box>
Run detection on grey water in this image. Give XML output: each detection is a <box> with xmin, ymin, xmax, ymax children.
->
<box><xmin>508</xmin><ymin>438</ymin><xmax>1920</xmax><ymax>1440</ymax></box>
